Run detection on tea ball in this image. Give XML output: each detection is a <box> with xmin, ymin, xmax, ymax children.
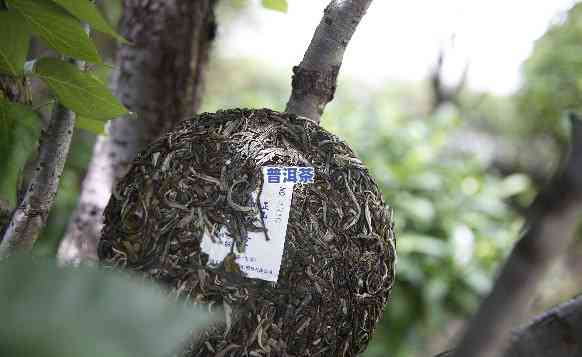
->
<box><xmin>99</xmin><ymin>108</ymin><xmax>396</xmax><ymax>357</ymax></box>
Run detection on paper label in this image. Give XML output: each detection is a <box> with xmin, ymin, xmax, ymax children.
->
<box><xmin>200</xmin><ymin>166</ymin><xmax>314</xmax><ymax>282</ymax></box>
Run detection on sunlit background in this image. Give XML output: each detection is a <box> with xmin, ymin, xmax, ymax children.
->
<box><xmin>2</xmin><ymin>1</ymin><xmax>582</xmax><ymax>356</ymax></box>
<box><xmin>220</xmin><ymin>0</ymin><xmax>575</xmax><ymax>94</ymax></box>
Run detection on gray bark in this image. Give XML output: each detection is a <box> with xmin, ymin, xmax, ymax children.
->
<box><xmin>450</xmin><ymin>114</ymin><xmax>582</xmax><ymax>357</ymax></box>
<box><xmin>58</xmin><ymin>0</ymin><xmax>216</xmax><ymax>265</ymax></box>
<box><xmin>0</xmin><ymin>102</ymin><xmax>76</xmax><ymax>259</ymax></box>
<box><xmin>285</xmin><ymin>0</ymin><xmax>373</xmax><ymax>123</ymax></box>
<box><xmin>506</xmin><ymin>295</ymin><xmax>582</xmax><ymax>357</ymax></box>
<box><xmin>437</xmin><ymin>295</ymin><xmax>582</xmax><ymax>357</ymax></box>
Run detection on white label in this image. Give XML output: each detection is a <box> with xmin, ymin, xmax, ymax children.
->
<box><xmin>200</xmin><ymin>166</ymin><xmax>314</xmax><ymax>282</ymax></box>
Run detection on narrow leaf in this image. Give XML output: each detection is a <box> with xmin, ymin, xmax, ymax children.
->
<box><xmin>76</xmin><ymin>115</ymin><xmax>106</xmax><ymax>135</ymax></box>
<box><xmin>261</xmin><ymin>0</ymin><xmax>288</xmax><ymax>12</ymax></box>
<box><xmin>6</xmin><ymin>0</ymin><xmax>101</xmax><ymax>63</ymax></box>
<box><xmin>49</xmin><ymin>0</ymin><xmax>127</xmax><ymax>42</ymax></box>
<box><xmin>34</xmin><ymin>58</ymin><xmax>127</xmax><ymax>121</ymax></box>
<box><xmin>0</xmin><ymin>256</ymin><xmax>214</xmax><ymax>357</ymax></box>
<box><xmin>0</xmin><ymin>9</ymin><xmax>31</xmax><ymax>76</ymax></box>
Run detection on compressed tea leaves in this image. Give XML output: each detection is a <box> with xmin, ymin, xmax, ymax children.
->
<box><xmin>99</xmin><ymin>109</ymin><xmax>396</xmax><ymax>356</ymax></box>
<box><xmin>99</xmin><ymin>108</ymin><xmax>396</xmax><ymax>357</ymax></box>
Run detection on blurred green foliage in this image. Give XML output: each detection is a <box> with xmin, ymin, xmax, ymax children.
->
<box><xmin>325</xmin><ymin>99</ymin><xmax>523</xmax><ymax>357</ymax></box>
<box><xmin>0</xmin><ymin>99</ymin><xmax>40</xmax><ymax>206</ymax></box>
<box><xmin>261</xmin><ymin>0</ymin><xmax>288</xmax><ymax>13</ymax></box>
<box><xmin>0</xmin><ymin>256</ymin><xmax>213</xmax><ymax>357</ymax></box>
<box><xmin>518</xmin><ymin>2</ymin><xmax>582</xmax><ymax>142</ymax></box>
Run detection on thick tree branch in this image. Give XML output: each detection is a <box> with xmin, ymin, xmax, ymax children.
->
<box><xmin>437</xmin><ymin>295</ymin><xmax>582</xmax><ymax>357</ymax></box>
<box><xmin>285</xmin><ymin>0</ymin><xmax>372</xmax><ymax>123</ymax></box>
<box><xmin>57</xmin><ymin>0</ymin><xmax>217</xmax><ymax>265</ymax></box>
<box><xmin>0</xmin><ymin>102</ymin><xmax>76</xmax><ymax>259</ymax></box>
<box><xmin>450</xmin><ymin>113</ymin><xmax>582</xmax><ymax>357</ymax></box>
<box><xmin>505</xmin><ymin>294</ymin><xmax>582</xmax><ymax>356</ymax></box>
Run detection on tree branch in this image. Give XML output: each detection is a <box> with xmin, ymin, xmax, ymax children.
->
<box><xmin>429</xmin><ymin>48</ymin><xmax>468</xmax><ymax>112</ymax></box>
<box><xmin>437</xmin><ymin>295</ymin><xmax>582</xmax><ymax>357</ymax></box>
<box><xmin>57</xmin><ymin>0</ymin><xmax>217</xmax><ymax>265</ymax></box>
<box><xmin>505</xmin><ymin>294</ymin><xmax>582</xmax><ymax>356</ymax></box>
<box><xmin>450</xmin><ymin>113</ymin><xmax>582</xmax><ymax>357</ymax></box>
<box><xmin>285</xmin><ymin>0</ymin><xmax>373</xmax><ymax>123</ymax></box>
<box><xmin>0</xmin><ymin>101</ymin><xmax>76</xmax><ymax>259</ymax></box>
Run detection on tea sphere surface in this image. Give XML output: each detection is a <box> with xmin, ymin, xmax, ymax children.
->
<box><xmin>99</xmin><ymin>108</ymin><xmax>396</xmax><ymax>357</ymax></box>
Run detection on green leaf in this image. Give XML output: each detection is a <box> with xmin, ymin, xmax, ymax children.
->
<box><xmin>398</xmin><ymin>233</ymin><xmax>448</xmax><ymax>257</ymax></box>
<box><xmin>261</xmin><ymin>0</ymin><xmax>287</xmax><ymax>12</ymax></box>
<box><xmin>0</xmin><ymin>256</ymin><xmax>214</xmax><ymax>357</ymax></box>
<box><xmin>0</xmin><ymin>99</ymin><xmax>40</xmax><ymax>205</ymax></box>
<box><xmin>0</xmin><ymin>9</ymin><xmax>31</xmax><ymax>76</ymax></box>
<box><xmin>6</xmin><ymin>0</ymin><xmax>101</xmax><ymax>63</ymax></box>
<box><xmin>34</xmin><ymin>58</ymin><xmax>127</xmax><ymax>121</ymax></box>
<box><xmin>49</xmin><ymin>0</ymin><xmax>127</xmax><ymax>42</ymax></box>
<box><xmin>0</xmin><ymin>98</ymin><xmax>39</xmax><ymax>132</ymax></box>
<box><xmin>76</xmin><ymin>115</ymin><xmax>106</xmax><ymax>134</ymax></box>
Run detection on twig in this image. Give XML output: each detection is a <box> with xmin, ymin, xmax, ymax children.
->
<box><xmin>429</xmin><ymin>48</ymin><xmax>468</xmax><ymax>112</ymax></box>
<box><xmin>450</xmin><ymin>113</ymin><xmax>582</xmax><ymax>357</ymax></box>
<box><xmin>285</xmin><ymin>0</ymin><xmax>373</xmax><ymax>123</ymax></box>
<box><xmin>0</xmin><ymin>101</ymin><xmax>76</xmax><ymax>259</ymax></box>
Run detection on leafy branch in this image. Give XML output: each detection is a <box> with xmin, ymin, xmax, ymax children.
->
<box><xmin>0</xmin><ymin>0</ymin><xmax>127</xmax><ymax>257</ymax></box>
<box><xmin>0</xmin><ymin>0</ymin><xmax>127</xmax><ymax>134</ymax></box>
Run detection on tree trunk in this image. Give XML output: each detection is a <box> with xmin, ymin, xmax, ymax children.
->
<box><xmin>58</xmin><ymin>0</ymin><xmax>216</xmax><ymax>265</ymax></box>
